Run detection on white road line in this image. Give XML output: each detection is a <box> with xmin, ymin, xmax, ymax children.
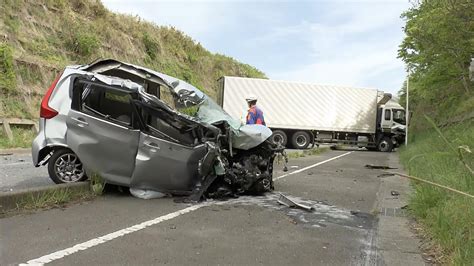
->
<box><xmin>274</xmin><ymin>151</ymin><xmax>353</xmax><ymax>181</ymax></box>
<box><xmin>20</xmin><ymin>151</ymin><xmax>352</xmax><ymax>265</ymax></box>
<box><xmin>20</xmin><ymin>203</ymin><xmax>208</xmax><ymax>266</ymax></box>
<box><xmin>2</xmin><ymin>161</ymin><xmax>30</xmax><ymax>166</ymax></box>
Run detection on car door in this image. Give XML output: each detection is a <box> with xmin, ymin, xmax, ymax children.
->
<box><xmin>130</xmin><ymin>108</ymin><xmax>207</xmax><ymax>193</ymax></box>
<box><xmin>66</xmin><ymin>78</ymin><xmax>140</xmax><ymax>185</ymax></box>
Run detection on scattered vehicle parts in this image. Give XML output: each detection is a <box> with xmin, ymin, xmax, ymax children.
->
<box><xmin>377</xmin><ymin>173</ymin><xmax>395</xmax><ymax>178</ymax></box>
<box><xmin>31</xmin><ymin>59</ymin><xmax>285</xmax><ymax>201</ymax></box>
<box><xmin>365</xmin><ymin>164</ymin><xmax>397</xmax><ymax>169</ymax></box>
<box><xmin>390</xmin><ymin>190</ymin><xmax>400</xmax><ymax>196</ymax></box>
<box><xmin>229</xmin><ymin>193</ymin><xmax>375</xmax><ymax>229</ymax></box>
<box><xmin>277</xmin><ymin>193</ymin><xmax>314</xmax><ymax>211</ymax></box>
<box><xmin>130</xmin><ymin>188</ymin><xmax>168</xmax><ymax>199</ymax></box>
<box><xmin>350</xmin><ymin>210</ymin><xmax>371</xmax><ymax>219</ymax></box>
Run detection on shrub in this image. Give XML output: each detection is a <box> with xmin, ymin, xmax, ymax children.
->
<box><xmin>66</xmin><ymin>30</ymin><xmax>100</xmax><ymax>57</ymax></box>
<box><xmin>0</xmin><ymin>43</ymin><xmax>17</xmax><ymax>94</ymax></box>
<box><xmin>142</xmin><ymin>32</ymin><xmax>159</xmax><ymax>60</ymax></box>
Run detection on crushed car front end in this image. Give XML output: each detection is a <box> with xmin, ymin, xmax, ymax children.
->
<box><xmin>134</xmin><ymin>76</ymin><xmax>285</xmax><ymax>200</ymax></box>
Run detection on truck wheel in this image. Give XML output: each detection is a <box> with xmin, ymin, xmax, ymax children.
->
<box><xmin>291</xmin><ymin>131</ymin><xmax>310</xmax><ymax>149</ymax></box>
<box><xmin>377</xmin><ymin>137</ymin><xmax>393</xmax><ymax>152</ymax></box>
<box><xmin>48</xmin><ymin>149</ymin><xmax>87</xmax><ymax>184</ymax></box>
<box><xmin>271</xmin><ymin>130</ymin><xmax>287</xmax><ymax>147</ymax></box>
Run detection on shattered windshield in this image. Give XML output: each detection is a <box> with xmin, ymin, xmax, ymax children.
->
<box><xmin>172</xmin><ymin>81</ymin><xmax>241</xmax><ymax>130</ymax></box>
<box><xmin>171</xmin><ymin>80</ymin><xmax>205</xmax><ymax>107</ymax></box>
<box><xmin>195</xmin><ymin>97</ymin><xmax>241</xmax><ymax>130</ymax></box>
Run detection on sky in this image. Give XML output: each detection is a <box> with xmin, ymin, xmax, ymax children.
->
<box><xmin>102</xmin><ymin>0</ymin><xmax>411</xmax><ymax>95</ymax></box>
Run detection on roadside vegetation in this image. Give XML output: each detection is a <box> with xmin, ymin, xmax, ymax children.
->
<box><xmin>14</xmin><ymin>186</ymin><xmax>93</xmax><ymax>212</ymax></box>
<box><xmin>398</xmin><ymin>1</ymin><xmax>473</xmax><ymax>264</ymax></box>
<box><xmin>399</xmin><ymin>121</ymin><xmax>473</xmax><ymax>264</ymax></box>
<box><xmin>0</xmin><ymin>127</ymin><xmax>37</xmax><ymax>149</ymax></box>
<box><xmin>90</xmin><ymin>173</ymin><xmax>105</xmax><ymax>196</ymax></box>
<box><xmin>1</xmin><ymin>174</ymin><xmax>105</xmax><ymax>217</ymax></box>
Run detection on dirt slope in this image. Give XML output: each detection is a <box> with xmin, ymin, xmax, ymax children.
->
<box><xmin>0</xmin><ymin>0</ymin><xmax>266</xmax><ymax>119</ymax></box>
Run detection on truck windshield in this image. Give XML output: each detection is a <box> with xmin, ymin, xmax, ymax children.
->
<box><xmin>393</xmin><ymin>109</ymin><xmax>406</xmax><ymax>125</ymax></box>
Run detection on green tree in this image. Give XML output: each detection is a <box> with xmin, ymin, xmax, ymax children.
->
<box><xmin>399</xmin><ymin>0</ymin><xmax>473</xmax><ymax>93</ymax></box>
<box><xmin>398</xmin><ymin>0</ymin><xmax>474</xmax><ymax>125</ymax></box>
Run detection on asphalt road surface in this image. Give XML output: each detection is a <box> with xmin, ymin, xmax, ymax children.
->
<box><xmin>0</xmin><ymin>149</ymin><xmax>425</xmax><ymax>265</ymax></box>
<box><xmin>0</xmin><ymin>151</ymin><xmax>52</xmax><ymax>192</ymax></box>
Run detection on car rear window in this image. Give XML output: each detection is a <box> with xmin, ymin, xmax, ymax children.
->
<box><xmin>82</xmin><ymin>84</ymin><xmax>133</xmax><ymax>126</ymax></box>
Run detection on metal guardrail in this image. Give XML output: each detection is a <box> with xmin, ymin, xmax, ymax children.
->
<box><xmin>0</xmin><ymin>118</ymin><xmax>39</xmax><ymax>141</ymax></box>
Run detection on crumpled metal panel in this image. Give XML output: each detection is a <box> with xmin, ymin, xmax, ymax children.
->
<box><xmin>232</xmin><ymin>124</ymin><xmax>273</xmax><ymax>150</ymax></box>
<box><xmin>130</xmin><ymin>132</ymin><xmax>207</xmax><ymax>193</ymax></box>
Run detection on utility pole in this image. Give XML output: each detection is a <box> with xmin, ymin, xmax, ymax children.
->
<box><xmin>405</xmin><ymin>71</ymin><xmax>409</xmax><ymax>146</ymax></box>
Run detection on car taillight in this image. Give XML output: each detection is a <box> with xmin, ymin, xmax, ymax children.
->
<box><xmin>40</xmin><ymin>72</ymin><xmax>63</xmax><ymax>119</ymax></box>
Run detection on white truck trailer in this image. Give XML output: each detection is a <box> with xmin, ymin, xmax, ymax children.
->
<box><xmin>217</xmin><ymin>76</ymin><xmax>407</xmax><ymax>152</ymax></box>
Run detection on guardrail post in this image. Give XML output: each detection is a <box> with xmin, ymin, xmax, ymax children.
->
<box><xmin>1</xmin><ymin>119</ymin><xmax>14</xmax><ymax>141</ymax></box>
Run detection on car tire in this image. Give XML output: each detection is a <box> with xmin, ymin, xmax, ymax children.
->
<box><xmin>291</xmin><ymin>131</ymin><xmax>310</xmax><ymax>149</ymax></box>
<box><xmin>377</xmin><ymin>137</ymin><xmax>393</xmax><ymax>152</ymax></box>
<box><xmin>271</xmin><ymin>130</ymin><xmax>288</xmax><ymax>147</ymax></box>
<box><xmin>48</xmin><ymin>149</ymin><xmax>87</xmax><ymax>184</ymax></box>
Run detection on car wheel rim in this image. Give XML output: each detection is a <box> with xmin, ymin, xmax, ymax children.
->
<box><xmin>54</xmin><ymin>153</ymin><xmax>84</xmax><ymax>182</ymax></box>
<box><xmin>273</xmin><ymin>135</ymin><xmax>283</xmax><ymax>144</ymax></box>
<box><xmin>296</xmin><ymin>136</ymin><xmax>307</xmax><ymax>147</ymax></box>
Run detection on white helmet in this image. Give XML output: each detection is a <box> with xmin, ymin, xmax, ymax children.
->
<box><xmin>245</xmin><ymin>94</ymin><xmax>258</xmax><ymax>102</ymax></box>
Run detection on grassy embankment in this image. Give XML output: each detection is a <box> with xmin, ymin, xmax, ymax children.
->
<box><xmin>1</xmin><ymin>173</ymin><xmax>105</xmax><ymax>217</ymax></box>
<box><xmin>0</xmin><ymin>0</ymin><xmax>265</xmax><ymax>148</ymax></box>
<box><xmin>399</xmin><ymin>120</ymin><xmax>473</xmax><ymax>264</ymax></box>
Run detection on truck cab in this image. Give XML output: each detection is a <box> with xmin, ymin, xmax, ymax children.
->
<box><xmin>376</xmin><ymin>100</ymin><xmax>407</xmax><ymax>151</ymax></box>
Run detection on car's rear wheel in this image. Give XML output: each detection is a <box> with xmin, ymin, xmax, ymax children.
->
<box><xmin>48</xmin><ymin>149</ymin><xmax>87</xmax><ymax>184</ymax></box>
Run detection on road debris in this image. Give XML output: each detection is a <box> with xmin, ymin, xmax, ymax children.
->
<box><xmin>130</xmin><ymin>188</ymin><xmax>168</xmax><ymax>199</ymax></box>
<box><xmin>390</xmin><ymin>190</ymin><xmax>400</xmax><ymax>196</ymax></box>
<box><xmin>384</xmin><ymin>171</ymin><xmax>474</xmax><ymax>199</ymax></box>
<box><xmin>377</xmin><ymin>173</ymin><xmax>395</xmax><ymax>178</ymax></box>
<box><xmin>228</xmin><ymin>193</ymin><xmax>375</xmax><ymax>229</ymax></box>
<box><xmin>365</xmin><ymin>164</ymin><xmax>397</xmax><ymax>169</ymax></box>
<box><xmin>277</xmin><ymin>193</ymin><xmax>314</xmax><ymax>211</ymax></box>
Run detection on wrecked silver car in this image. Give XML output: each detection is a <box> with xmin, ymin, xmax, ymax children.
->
<box><xmin>32</xmin><ymin>59</ymin><xmax>284</xmax><ymax>200</ymax></box>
